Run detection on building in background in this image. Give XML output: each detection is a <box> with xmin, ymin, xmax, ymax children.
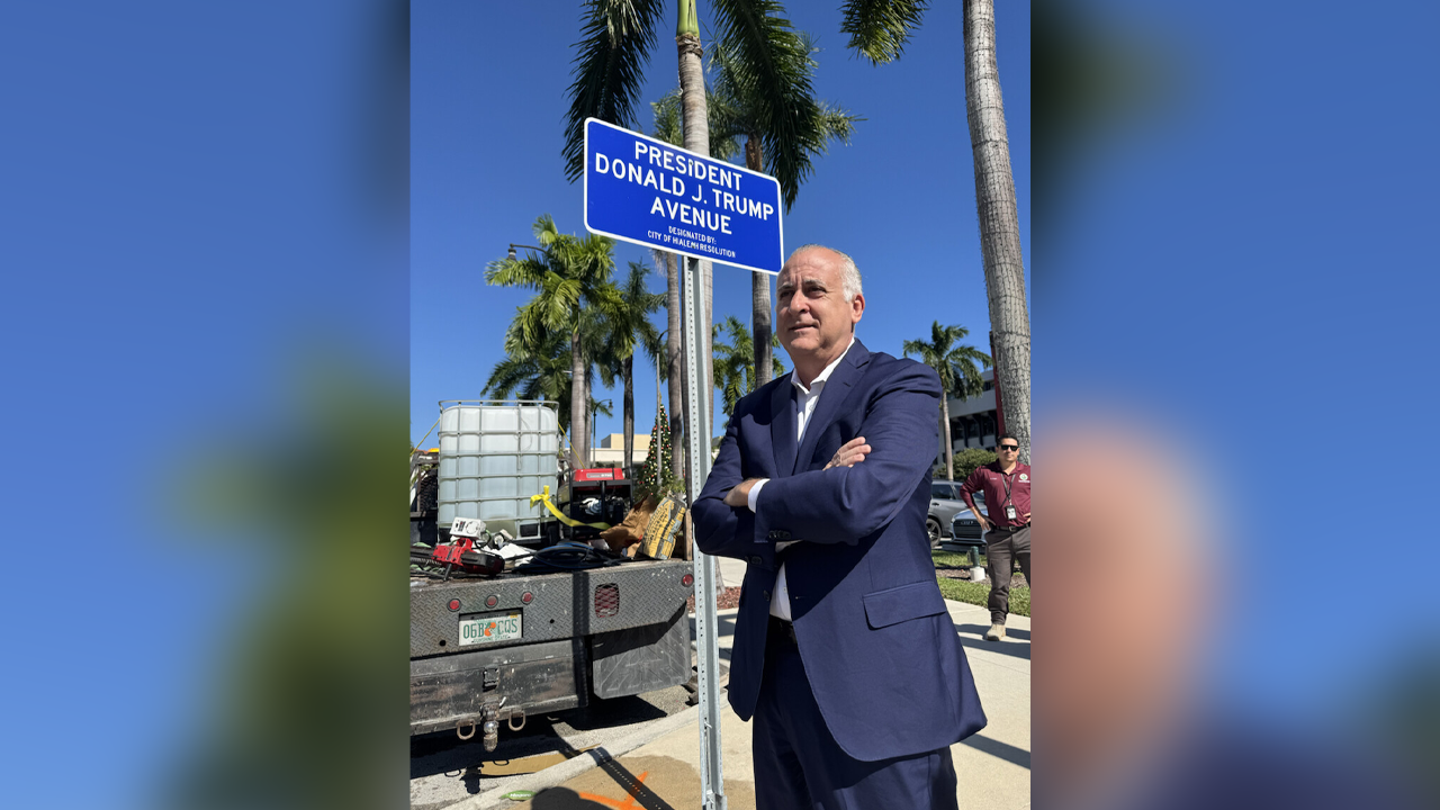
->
<box><xmin>589</xmin><ymin>433</ymin><xmax>650</xmax><ymax>469</ymax></box>
<box><xmin>946</xmin><ymin>369</ymin><xmax>1000</xmax><ymax>453</ymax></box>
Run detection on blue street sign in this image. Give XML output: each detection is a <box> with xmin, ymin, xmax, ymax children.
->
<box><xmin>584</xmin><ymin>118</ymin><xmax>784</xmax><ymax>275</ymax></box>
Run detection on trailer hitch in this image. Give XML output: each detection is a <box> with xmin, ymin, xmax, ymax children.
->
<box><xmin>480</xmin><ymin>697</ymin><xmax>507</xmax><ymax>751</ymax></box>
<box><xmin>482</xmin><ymin>709</ymin><xmax>500</xmax><ymax>751</ymax></box>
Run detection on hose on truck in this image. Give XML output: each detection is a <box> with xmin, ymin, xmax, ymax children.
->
<box><xmin>512</xmin><ymin>541</ymin><xmax>625</xmax><ymax>573</ymax></box>
<box><xmin>410</xmin><ymin>540</ymin><xmax>624</xmax><ymax>578</ymax></box>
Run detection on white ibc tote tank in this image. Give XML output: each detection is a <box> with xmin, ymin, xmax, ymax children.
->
<box><xmin>435</xmin><ymin>401</ymin><xmax>560</xmax><ymax>526</ymax></box>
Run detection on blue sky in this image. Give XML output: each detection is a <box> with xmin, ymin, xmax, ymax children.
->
<box><xmin>411</xmin><ymin>0</ymin><xmax>1031</xmax><ymax>450</ymax></box>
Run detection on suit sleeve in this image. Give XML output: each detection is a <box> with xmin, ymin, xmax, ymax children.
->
<box><xmin>753</xmin><ymin>363</ymin><xmax>940</xmax><ymax>545</ymax></box>
<box><xmin>690</xmin><ymin>404</ymin><xmax>770</xmax><ymax>563</ymax></box>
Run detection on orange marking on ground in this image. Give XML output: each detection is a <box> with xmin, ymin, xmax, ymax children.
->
<box><xmin>577</xmin><ymin>770</ymin><xmax>651</xmax><ymax>809</ymax></box>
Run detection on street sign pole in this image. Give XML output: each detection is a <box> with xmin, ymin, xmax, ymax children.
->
<box><xmin>584</xmin><ymin>119</ymin><xmax>781</xmax><ymax>810</ymax></box>
<box><xmin>683</xmin><ymin>254</ymin><xmax>725</xmax><ymax>810</ymax></box>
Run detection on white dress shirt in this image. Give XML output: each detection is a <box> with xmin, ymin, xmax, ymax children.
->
<box><xmin>746</xmin><ymin>336</ymin><xmax>856</xmax><ymax>620</ymax></box>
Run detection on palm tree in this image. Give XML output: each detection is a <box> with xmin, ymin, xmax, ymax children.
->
<box><xmin>604</xmin><ymin>262</ymin><xmax>665</xmax><ymax>473</ymax></box>
<box><xmin>902</xmin><ymin>321</ymin><xmax>992</xmax><ymax>482</ymax></box>
<box><xmin>653</xmin><ymin>32</ymin><xmax>860</xmax><ymax>390</ymax></box>
<box><xmin>483</xmin><ymin>322</ymin><xmax>620</xmax><ymax>459</ymax></box>
<box><xmin>650</xmin><ymin>248</ymin><xmax>686</xmax><ymax>480</ymax></box>
<box><xmin>831</xmin><ymin>2</ymin><xmax>1031</xmax><ymax>461</ymax></box>
<box><xmin>486</xmin><ymin>214</ymin><xmax>622</xmax><ymax>468</ymax></box>
<box><xmin>483</xmin><ymin>324</ymin><xmax>579</xmax><ymax>428</ymax></box>
<box><xmin>712</xmin><ymin>314</ymin><xmax>785</xmax><ymax>415</ymax></box>
<box><xmin>963</xmin><ymin>0</ymin><xmax>1030</xmax><ymax>462</ymax></box>
<box><xmin>648</xmin><ymin>96</ymin><xmax>716</xmax><ymax>484</ymax></box>
<box><xmin>565</xmin><ymin>0</ymin><xmax>860</xmax><ymax>469</ymax></box>
<box><xmin>564</xmin><ymin>0</ymin><xmax>714</xmax><ymax>466</ymax></box>
<box><xmin>562</xmin><ymin>0</ymin><xmax>916</xmax><ymax>182</ymax></box>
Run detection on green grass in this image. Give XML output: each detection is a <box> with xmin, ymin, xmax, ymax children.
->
<box><xmin>935</xmin><ymin>578</ymin><xmax>1029</xmax><ymax>617</ymax></box>
<box><xmin>931</xmin><ymin>549</ymin><xmax>981</xmax><ymax>568</ymax></box>
<box><xmin>932</xmin><ymin>549</ymin><xmax>1029</xmax><ymax>617</ymax></box>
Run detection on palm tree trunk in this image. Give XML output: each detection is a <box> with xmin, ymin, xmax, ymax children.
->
<box><xmin>964</xmin><ymin>0</ymin><xmax>1030</xmax><ymax>463</ymax></box>
<box><xmin>665</xmin><ymin>251</ymin><xmax>685</xmax><ymax>480</ymax></box>
<box><xmin>745</xmin><ymin>134</ymin><xmax>774</xmax><ymax>388</ymax></box>
<box><xmin>571</xmin><ymin>330</ymin><xmax>588</xmax><ymax>469</ymax></box>
<box><xmin>941</xmin><ymin>393</ymin><xmax>955</xmax><ymax>480</ymax></box>
<box><xmin>623</xmin><ymin>354</ymin><xmax>635</xmax><ymax>474</ymax></box>
<box><xmin>677</xmin><ymin>3</ymin><xmax>714</xmax><ymax>445</ymax></box>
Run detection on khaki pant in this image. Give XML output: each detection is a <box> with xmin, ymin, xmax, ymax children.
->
<box><xmin>985</xmin><ymin>524</ymin><xmax>1031</xmax><ymax>624</ymax></box>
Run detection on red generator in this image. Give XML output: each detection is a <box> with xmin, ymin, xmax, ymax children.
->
<box><xmin>566</xmin><ymin>468</ymin><xmax>632</xmax><ymax>541</ymax></box>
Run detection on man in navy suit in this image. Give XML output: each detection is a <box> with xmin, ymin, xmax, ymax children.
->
<box><xmin>693</xmin><ymin>245</ymin><xmax>987</xmax><ymax>809</ymax></box>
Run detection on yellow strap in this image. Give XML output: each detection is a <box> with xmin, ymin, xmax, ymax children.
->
<box><xmin>411</xmin><ymin>414</ymin><xmax>442</xmax><ymax>456</ymax></box>
<box><xmin>530</xmin><ymin>486</ymin><xmax>613</xmax><ymax>530</ymax></box>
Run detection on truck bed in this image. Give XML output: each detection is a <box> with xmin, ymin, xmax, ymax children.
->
<box><xmin>409</xmin><ymin>557</ymin><xmax>694</xmax><ymax>740</ymax></box>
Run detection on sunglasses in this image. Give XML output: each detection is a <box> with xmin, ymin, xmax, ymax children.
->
<box><xmin>998</xmin><ymin>444</ymin><xmax>1019</xmax><ymax>451</ymax></box>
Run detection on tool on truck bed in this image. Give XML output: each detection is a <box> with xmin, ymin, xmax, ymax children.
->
<box><xmin>413</xmin><ymin>516</ymin><xmax>632</xmax><ymax>580</ymax></box>
<box><xmin>417</xmin><ymin>518</ymin><xmax>509</xmax><ymax>581</ymax></box>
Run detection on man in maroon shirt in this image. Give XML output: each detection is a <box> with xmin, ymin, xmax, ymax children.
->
<box><xmin>960</xmin><ymin>433</ymin><xmax>1031</xmax><ymax>641</ymax></box>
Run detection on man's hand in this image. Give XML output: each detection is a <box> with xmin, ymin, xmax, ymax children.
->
<box><xmin>723</xmin><ymin>478</ymin><xmax>762</xmax><ymax>508</ymax></box>
<box><xmin>824</xmin><ymin>436</ymin><xmax>872</xmax><ymax>470</ymax></box>
<box><xmin>976</xmin><ymin>516</ymin><xmax>992</xmax><ymax>533</ymax></box>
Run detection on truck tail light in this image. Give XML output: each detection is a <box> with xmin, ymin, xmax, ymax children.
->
<box><xmin>594</xmin><ymin>584</ymin><xmax>620</xmax><ymax>617</ymax></box>
<box><xmin>682</xmin><ymin>574</ymin><xmax>694</xmax><ymax>587</ymax></box>
<box><xmin>521</xmin><ymin>591</ymin><xmax>533</xmax><ymax>604</ymax></box>
<box><xmin>447</xmin><ymin>599</ymin><xmax>460</xmax><ymax>612</ymax></box>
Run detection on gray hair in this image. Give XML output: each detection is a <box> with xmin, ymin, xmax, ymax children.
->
<box><xmin>787</xmin><ymin>244</ymin><xmax>863</xmax><ymax>302</ymax></box>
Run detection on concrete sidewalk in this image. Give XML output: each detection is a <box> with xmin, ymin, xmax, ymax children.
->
<box><xmin>472</xmin><ymin>558</ymin><xmax>1030</xmax><ymax>809</ymax></box>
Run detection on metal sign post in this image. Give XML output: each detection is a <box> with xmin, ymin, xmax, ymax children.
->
<box><xmin>583</xmin><ymin>119</ymin><xmax>784</xmax><ymax>810</ymax></box>
<box><xmin>683</xmin><ymin>254</ymin><xmax>725</xmax><ymax>810</ymax></box>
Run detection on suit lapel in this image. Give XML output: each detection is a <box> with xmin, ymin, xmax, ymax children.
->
<box><xmin>792</xmin><ymin>340</ymin><xmax>871</xmax><ymax>475</ymax></box>
<box><xmin>770</xmin><ymin>373</ymin><xmax>798</xmax><ymax>476</ymax></box>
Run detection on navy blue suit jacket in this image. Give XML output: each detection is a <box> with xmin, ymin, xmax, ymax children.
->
<box><xmin>693</xmin><ymin>339</ymin><xmax>987</xmax><ymax>762</ymax></box>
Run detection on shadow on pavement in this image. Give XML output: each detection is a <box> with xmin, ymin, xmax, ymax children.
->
<box><xmin>564</xmin><ymin>695</ymin><xmax>670</xmax><ymax>731</ymax></box>
<box><xmin>530</xmin><ymin>756</ymin><xmax>679</xmax><ymax>810</ymax></box>
<box><xmin>961</xmin><ymin>732</ymin><xmax>1032</xmax><ymax>770</ymax></box>
<box><xmin>688</xmin><ymin>613</ymin><xmax>737</xmax><ymax>636</ymax></box>
<box><xmin>957</xmin><ymin>634</ymin><xmax>1030</xmax><ymax>661</ymax></box>
<box><xmin>409</xmin><ymin>721</ymin><xmax>563</xmax><ymax>779</ymax></box>
<box><xmin>954</xmin><ymin>624</ymin><xmax>1029</xmax><ymax>642</ymax></box>
<box><xmin>953</xmin><ymin>624</ymin><xmax>1032</xmax><ymax>662</ymax></box>
<box><xmin>530</xmin><ymin>787</ymin><xmax>610</xmax><ymax>809</ymax></box>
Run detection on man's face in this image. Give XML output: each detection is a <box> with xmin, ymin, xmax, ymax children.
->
<box><xmin>998</xmin><ymin>438</ymin><xmax>1020</xmax><ymax>464</ymax></box>
<box><xmin>776</xmin><ymin>248</ymin><xmax>864</xmax><ymax>365</ymax></box>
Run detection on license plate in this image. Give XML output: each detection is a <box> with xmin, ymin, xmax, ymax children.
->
<box><xmin>458</xmin><ymin>612</ymin><xmax>522</xmax><ymax>646</ymax></box>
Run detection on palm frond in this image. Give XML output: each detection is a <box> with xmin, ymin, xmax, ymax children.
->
<box><xmin>839</xmin><ymin>0</ymin><xmax>928</xmax><ymax>66</ymax></box>
<box><xmin>809</xmin><ymin>102</ymin><xmax>863</xmax><ymax>150</ymax></box>
<box><xmin>650</xmin><ymin>89</ymin><xmax>685</xmax><ymax>146</ymax></box>
<box><xmin>484</xmin><ymin>255</ymin><xmax>549</xmax><ymax>288</ymax></box>
<box><xmin>906</xmin><ymin>320</ymin><xmax>989</xmax><ymax>400</ymax></box>
<box><xmin>708</xmin><ymin>0</ymin><xmax>863</xmax><ymax>211</ymax></box>
<box><xmin>650</xmin><ymin>86</ymin><xmax>744</xmax><ymax>162</ymax></box>
<box><xmin>563</xmin><ymin>0</ymin><xmax>669</xmax><ymax>182</ymax></box>
<box><xmin>710</xmin><ymin>0</ymin><xmax>821</xmax><ymax>209</ymax></box>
